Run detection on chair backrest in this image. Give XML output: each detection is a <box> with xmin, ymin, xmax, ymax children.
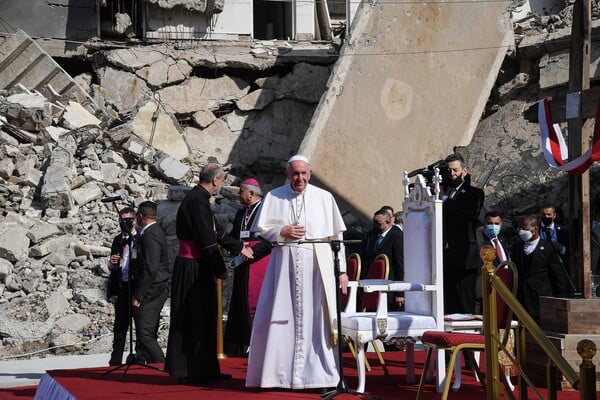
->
<box><xmin>404</xmin><ymin>210</ymin><xmax>433</xmax><ymax>315</ymax></box>
<box><xmin>340</xmin><ymin>253</ymin><xmax>361</xmax><ymax>308</ymax></box>
<box><xmin>493</xmin><ymin>261</ymin><xmax>518</xmax><ymax>333</ymax></box>
<box><xmin>347</xmin><ymin>253</ymin><xmax>362</xmax><ymax>281</ymax></box>
<box><xmin>361</xmin><ymin>254</ymin><xmax>389</xmax><ymax>311</ymax></box>
<box><xmin>402</xmin><ymin>172</ymin><xmax>444</xmax><ymax>330</ymax></box>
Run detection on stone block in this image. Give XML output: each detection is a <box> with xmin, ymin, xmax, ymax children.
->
<box><xmin>71</xmin><ymin>243</ymin><xmax>111</xmax><ymax>258</ymax></box>
<box><xmin>22</xmin><ymin>167</ymin><xmax>42</xmax><ymax>187</ymax></box>
<box><xmin>100</xmin><ymin>150</ymin><xmax>127</xmax><ymax>168</ymax></box>
<box><xmin>27</xmin><ymin>223</ymin><xmax>61</xmax><ymax>244</ymax></box>
<box><xmin>0</xmin><ymin>257</ymin><xmax>13</xmax><ymax>282</ymax></box>
<box><xmin>155</xmin><ymin>155</ymin><xmax>192</xmax><ymax>183</ymax></box>
<box><xmin>61</xmin><ymin>101</ymin><xmax>101</xmax><ymax>130</ymax></box>
<box><xmin>44</xmin><ymin>291</ymin><xmax>70</xmax><ymax>316</ymax></box>
<box><xmin>29</xmin><ymin>235</ymin><xmax>78</xmax><ymax>258</ymax></box>
<box><xmin>131</xmin><ymin>101</ymin><xmax>189</xmax><ymax>160</ymax></box>
<box><xmin>71</xmin><ymin>182</ymin><xmax>102</xmax><ymax>205</ymax></box>
<box><xmin>0</xmin><ymin>158</ymin><xmax>14</xmax><ymax>179</ymax></box>
<box><xmin>0</xmin><ymin>226</ymin><xmax>30</xmax><ymax>262</ymax></box>
<box><xmin>54</xmin><ymin>313</ymin><xmax>91</xmax><ymax>333</ymax></box>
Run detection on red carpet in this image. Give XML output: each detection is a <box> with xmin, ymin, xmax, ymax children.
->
<box><xmin>0</xmin><ymin>351</ymin><xmax>584</xmax><ymax>400</ymax></box>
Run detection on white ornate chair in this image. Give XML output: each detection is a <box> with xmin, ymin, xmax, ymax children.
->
<box><xmin>341</xmin><ymin>172</ymin><xmax>447</xmax><ymax>393</ymax></box>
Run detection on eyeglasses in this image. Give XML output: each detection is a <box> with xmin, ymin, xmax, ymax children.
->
<box><xmin>121</xmin><ymin>217</ymin><xmax>135</xmax><ymax>221</ymax></box>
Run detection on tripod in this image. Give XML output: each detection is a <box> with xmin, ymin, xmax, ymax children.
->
<box><xmin>318</xmin><ymin>239</ymin><xmax>382</xmax><ymax>400</ymax></box>
<box><xmin>102</xmin><ymin>204</ymin><xmax>164</xmax><ymax>381</ymax></box>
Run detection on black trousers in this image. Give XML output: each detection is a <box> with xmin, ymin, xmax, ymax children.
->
<box><xmin>443</xmin><ymin>269</ymin><xmax>478</xmax><ymax>314</ymax></box>
<box><xmin>133</xmin><ymin>284</ymin><xmax>169</xmax><ymax>364</ymax></box>
<box><xmin>110</xmin><ymin>282</ymin><xmax>131</xmax><ymax>365</ymax></box>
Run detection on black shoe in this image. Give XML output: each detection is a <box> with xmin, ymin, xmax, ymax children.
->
<box><xmin>108</xmin><ymin>361</ymin><xmax>122</xmax><ymax>366</ymax></box>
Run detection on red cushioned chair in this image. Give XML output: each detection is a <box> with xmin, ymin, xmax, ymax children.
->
<box><xmin>340</xmin><ymin>253</ymin><xmax>361</xmax><ymax>310</ymax></box>
<box><xmin>416</xmin><ymin>261</ymin><xmax>518</xmax><ymax>400</ymax></box>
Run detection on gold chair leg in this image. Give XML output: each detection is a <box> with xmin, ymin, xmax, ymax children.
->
<box><xmin>416</xmin><ymin>346</ymin><xmax>434</xmax><ymax>400</ymax></box>
<box><xmin>348</xmin><ymin>340</ymin><xmax>372</xmax><ymax>372</ymax></box>
<box><xmin>372</xmin><ymin>340</ymin><xmax>389</xmax><ymax>376</ymax></box>
<box><xmin>441</xmin><ymin>349</ymin><xmax>460</xmax><ymax>400</ymax></box>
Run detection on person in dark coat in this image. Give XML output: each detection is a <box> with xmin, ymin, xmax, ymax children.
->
<box><xmin>441</xmin><ymin>153</ymin><xmax>484</xmax><ymax>314</ymax></box>
<box><xmin>131</xmin><ymin>201</ymin><xmax>171</xmax><ymax>364</ymax></box>
<box><xmin>539</xmin><ymin>205</ymin><xmax>569</xmax><ymax>269</ymax></box>
<box><xmin>107</xmin><ymin>207</ymin><xmax>137</xmax><ymax>366</ymax></box>
<box><xmin>224</xmin><ymin>178</ymin><xmax>272</xmax><ymax>356</ymax></box>
<box><xmin>474</xmin><ymin>210</ymin><xmax>510</xmax><ymax>314</ymax></box>
<box><xmin>511</xmin><ymin>215</ymin><xmax>572</xmax><ymax>322</ymax></box>
<box><xmin>360</xmin><ymin>208</ymin><xmax>404</xmax><ymax>310</ymax></box>
<box><xmin>165</xmin><ymin>164</ymin><xmax>254</xmax><ymax>384</ymax></box>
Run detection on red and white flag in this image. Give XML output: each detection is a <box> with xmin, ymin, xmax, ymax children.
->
<box><xmin>538</xmin><ymin>97</ymin><xmax>600</xmax><ymax>174</ymax></box>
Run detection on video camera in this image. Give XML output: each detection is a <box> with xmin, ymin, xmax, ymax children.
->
<box><xmin>407</xmin><ymin>159</ymin><xmax>451</xmax><ymax>187</ymax></box>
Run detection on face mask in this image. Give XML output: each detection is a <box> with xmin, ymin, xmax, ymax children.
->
<box><xmin>119</xmin><ymin>218</ymin><xmax>134</xmax><ymax>233</ymax></box>
<box><xmin>541</xmin><ymin>217</ymin><xmax>553</xmax><ymax>226</ymax></box>
<box><xmin>484</xmin><ymin>224</ymin><xmax>500</xmax><ymax>238</ymax></box>
<box><xmin>518</xmin><ymin>229</ymin><xmax>533</xmax><ymax>242</ymax></box>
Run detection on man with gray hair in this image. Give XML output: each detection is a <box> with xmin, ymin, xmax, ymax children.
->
<box><xmin>245</xmin><ymin>155</ymin><xmax>348</xmax><ymax>392</ymax></box>
<box><xmin>165</xmin><ymin>163</ymin><xmax>253</xmax><ymax>384</ymax></box>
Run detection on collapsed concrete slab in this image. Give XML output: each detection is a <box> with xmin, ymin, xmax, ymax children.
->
<box><xmin>301</xmin><ymin>0</ymin><xmax>514</xmax><ymax>216</ymax></box>
<box><xmin>131</xmin><ymin>101</ymin><xmax>190</xmax><ymax>160</ymax></box>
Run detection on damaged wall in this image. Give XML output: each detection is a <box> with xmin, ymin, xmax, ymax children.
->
<box><xmin>0</xmin><ymin>0</ymin><xmax>97</xmax><ymax>41</ymax></box>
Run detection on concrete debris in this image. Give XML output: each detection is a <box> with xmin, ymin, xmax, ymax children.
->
<box><xmin>61</xmin><ymin>102</ymin><xmax>101</xmax><ymax>130</ymax></box>
<box><xmin>2</xmin><ymin>6</ymin><xmax>591</xmax><ymax>360</ymax></box>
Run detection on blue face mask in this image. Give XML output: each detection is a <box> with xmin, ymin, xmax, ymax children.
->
<box><xmin>484</xmin><ymin>224</ymin><xmax>501</xmax><ymax>238</ymax></box>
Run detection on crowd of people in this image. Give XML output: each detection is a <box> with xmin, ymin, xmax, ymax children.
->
<box><xmin>105</xmin><ymin>152</ymin><xmax>598</xmax><ymax>393</ymax></box>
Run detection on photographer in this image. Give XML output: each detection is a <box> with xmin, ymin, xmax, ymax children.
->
<box><xmin>107</xmin><ymin>207</ymin><xmax>137</xmax><ymax>366</ymax></box>
<box><xmin>131</xmin><ymin>201</ymin><xmax>171</xmax><ymax>365</ymax></box>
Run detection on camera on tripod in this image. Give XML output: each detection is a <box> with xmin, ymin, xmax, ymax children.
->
<box><xmin>407</xmin><ymin>159</ymin><xmax>451</xmax><ymax>188</ymax></box>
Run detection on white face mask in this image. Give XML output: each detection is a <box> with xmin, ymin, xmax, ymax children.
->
<box><xmin>518</xmin><ymin>229</ymin><xmax>533</xmax><ymax>242</ymax></box>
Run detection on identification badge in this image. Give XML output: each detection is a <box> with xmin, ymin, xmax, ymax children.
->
<box><xmin>131</xmin><ymin>248</ymin><xmax>137</xmax><ymax>260</ymax></box>
<box><xmin>240</xmin><ymin>230</ymin><xmax>250</xmax><ymax>239</ymax></box>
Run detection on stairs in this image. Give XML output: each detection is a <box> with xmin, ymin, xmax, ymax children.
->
<box><xmin>0</xmin><ymin>29</ymin><xmax>98</xmax><ymax>114</ymax></box>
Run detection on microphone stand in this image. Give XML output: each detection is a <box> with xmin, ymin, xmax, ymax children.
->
<box><xmin>102</xmin><ymin>202</ymin><xmax>165</xmax><ymax>381</ymax></box>
<box><xmin>272</xmin><ymin>239</ymin><xmax>381</xmax><ymax>399</ymax></box>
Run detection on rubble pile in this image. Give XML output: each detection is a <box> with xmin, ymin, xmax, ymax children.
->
<box><xmin>0</xmin><ymin>40</ymin><xmax>335</xmax><ymax>359</ymax></box>
<box><xmin>1</xmin><ymin>2</ymin><xmax>600</xmax><ymax>361</ymax></box>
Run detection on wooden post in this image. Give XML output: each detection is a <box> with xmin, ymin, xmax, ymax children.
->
<box><xmin>566</xmin><ymin>0</ymin><xmax>592</xmax><ymax>298</ymax></box>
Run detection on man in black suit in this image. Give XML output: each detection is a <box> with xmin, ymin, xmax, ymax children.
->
<box><xmin>441</xmin><ymin>153</ymin><xmax>484</xmax><ymax>314</ymax></box>
<box><xmin>360</xmin><ymin>208</ymin><xmax>404</xmax><ymax>310</ymax></box>
<box><xmin>474</xmin><ymin>210</ymin><xmax>510</xmax><ymax>314</ymax></box>
<box><xmin>539</xmin><ymin>205</ymin><xmax>569</xmax><ymax>268</ymax></box>
<box><xmin>107</xmin><ymin>207</ymin><xmax>137</xmax><ymax>366</ymax></box>
<box><xmin>131</xmin><ymin>201</ymin><xmax>171</xmax><ymax>364</ymax></box>
<box><xmin>511</xmin><ymin>215</ymin><xmax>572</xmax><ymax>322</ymax></box>
<box><xmin>165</xmin><ymin>164</ymin><xmax>253</xmax><ymax>384</ymax></box>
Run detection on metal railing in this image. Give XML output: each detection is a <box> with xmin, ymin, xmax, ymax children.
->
<box><xmin>480</xmin><ymin>245</ymin><xmax>597</xmax><ymax>400</ymax></box>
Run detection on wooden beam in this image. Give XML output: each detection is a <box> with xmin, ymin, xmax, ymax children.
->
<box><xmin>522</xmin><ymin>86</ymin><xmax>600</xmax><ymax>123</ymax></box>
<box><xmin>567</xmin><ymin>0</ymin><xmax>591</xmax><ymax>298</ymax></box>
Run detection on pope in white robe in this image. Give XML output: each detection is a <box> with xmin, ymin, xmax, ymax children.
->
<box><xmin>245</xmin><ymin>155</ymin><xmax>348</xmax><ymax>390</ymax></box>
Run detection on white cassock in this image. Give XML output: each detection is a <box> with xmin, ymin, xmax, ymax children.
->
<box><xmin>245</xmin><ymin>183</ymin><xmax>347</xmax><ymax>389</ymax></box>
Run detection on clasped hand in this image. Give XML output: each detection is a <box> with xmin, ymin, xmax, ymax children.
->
<box><xmin>281</xmin><ymin>224</ymin><xmax>306</xmax><ymax>239</ymax></box>
<box><xmin>240</xmin><ymin>245</ymin><xmax>254</xmax><ymax>260</ymax></box>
